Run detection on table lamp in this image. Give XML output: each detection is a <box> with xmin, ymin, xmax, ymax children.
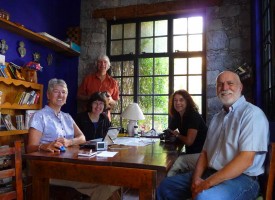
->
<box><xmin>121</xmin><ymin>103</ymin><xmax>145</xmax><ymax>136</ymax></box>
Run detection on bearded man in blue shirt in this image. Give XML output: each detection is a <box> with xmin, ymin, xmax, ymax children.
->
<box><xmin>157</xmin><ymin>71</ymin><xmax>269</xmax><ymax>200</ymax></box>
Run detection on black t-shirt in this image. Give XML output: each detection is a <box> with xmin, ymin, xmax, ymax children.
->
<box><xmin>75</xmin><ymin>112</ymin><xmax>111</xmax><ymax>141</ymax></box>
<box><xmin>169</xmin><ymin>110</ymin><xmax>207</xmax><ymax>154</ymax></box>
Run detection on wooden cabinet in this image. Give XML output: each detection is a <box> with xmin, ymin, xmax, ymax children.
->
<box><xmin>0</xmin><ymin>77</ymin><xmax>43</xmax><ymax>146</ymax></box>
<box><xmin>0</xmin><ymin>18</ymin><xmax>79</xmax><ymax>57</ymax></box>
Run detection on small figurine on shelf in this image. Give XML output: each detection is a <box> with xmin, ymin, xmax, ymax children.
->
<box><xmin>0</xmin><ymin>39</ymin><xmax>8</xmax><ymax>55</ymax></box>
<box><xmin>17</xmin><ymin>41</ymin><xmax>26</xmax><ymax>58</ymax></box>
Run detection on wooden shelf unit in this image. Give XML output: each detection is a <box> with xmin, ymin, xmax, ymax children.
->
<box><xmin>0</xmin><ymin>77</ymin><xmax>43</xmax><ymax>145</ymax></box>
<box><xmin>0</xmin><ymin>18</ymin><xmax>79</xmax><ymax>57</ymax></box>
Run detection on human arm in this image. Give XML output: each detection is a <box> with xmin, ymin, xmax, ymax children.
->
<box><xmin>192</xmin><ymin>151</ymin><xmax>255</xmax><ymax>198</ymax></box>
<box><xmin>27</xmin><ymin>127</ymin><xmax>64</xmax><ymax>153</ymax></box>
<box><xmin>105</xmin><ymin>94</ymin><xmax>118</xmax><ymax>110</ymax></box>
<box><xmin>172</xmin><ymin>128</ymin><xmax>198</xmax><ymax>146</ymax></box>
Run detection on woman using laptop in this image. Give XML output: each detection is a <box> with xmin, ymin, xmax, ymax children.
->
<box><xmin>75</xmin><ymin>92</ymin><xmax>111</xmax><ymax>141</ymax></box>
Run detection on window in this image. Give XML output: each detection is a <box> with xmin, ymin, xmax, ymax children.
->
<box><xmin>108</xmin><ymin>14</ymin><xmax>206</xmax><ymax>132</ymax></box>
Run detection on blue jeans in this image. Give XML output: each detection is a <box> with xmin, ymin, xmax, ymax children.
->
<box><xmin>156</xmin><ymin>171</ymin><xmax>260</xmax><ymax>200</ymax></box>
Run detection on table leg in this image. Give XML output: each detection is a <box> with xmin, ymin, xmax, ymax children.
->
<box><xmin>32</xmin><ymin>177</ymin><xmax>49</xmax><ymax>200</ymax></box>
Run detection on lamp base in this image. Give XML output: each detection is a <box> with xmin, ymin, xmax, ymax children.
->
<box><xmin>127</xmin><ymin>120</ymin><xmax>137</xmax><ymax>136</ymax></box>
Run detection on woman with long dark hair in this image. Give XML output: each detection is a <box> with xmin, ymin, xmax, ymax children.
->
<box><xmin>167</xmin><ymin>89</ymin><xmax>208</xmax><ymax>176</ymax></box>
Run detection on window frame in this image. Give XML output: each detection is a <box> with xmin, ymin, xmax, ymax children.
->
<box><xmin>107</xmin><ymin>14</ymin><xmax>206</xmax><ymax>130</ymax></box>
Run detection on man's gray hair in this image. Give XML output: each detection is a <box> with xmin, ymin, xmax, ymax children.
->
<box><xmin>96</xmin><ymin>55</ymin><xmax>111</xmax><ymax>67</ymax></box>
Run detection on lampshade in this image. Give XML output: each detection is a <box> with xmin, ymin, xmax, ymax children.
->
<box><xmin>121</xmin><ymin>103</ymin><xmax>145</xmax><ymax>120</ymax></box>
<box><xmin>121</xmin><ymin>103</ymin><xmax>145</xmax><ymax>136</ymax></box>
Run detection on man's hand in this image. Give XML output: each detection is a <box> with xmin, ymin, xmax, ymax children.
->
<box><xmin>191</xmin><ymin>177</ymin><xmax>211</xmax><ymax>199</ymax></box>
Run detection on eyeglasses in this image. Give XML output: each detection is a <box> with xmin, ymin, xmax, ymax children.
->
<box><xmin>52</xmin><ymin>89</ymin><xmax>68</xmax><ymax>95</ymax></box>
<box><xmin>92</xmin><ymin>101</ymin><xmax>104</xmax><ymax>107</ymax></box>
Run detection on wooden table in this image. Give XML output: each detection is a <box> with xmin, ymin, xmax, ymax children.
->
<box><xmin>24</xmin><ymin>140</ymin><xmax>182</xmax><ymax>200</ymax></box>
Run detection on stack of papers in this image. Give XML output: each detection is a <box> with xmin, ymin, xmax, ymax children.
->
<box><xmin>113</xmin><ymin>137</ymin><xmax>158</xmax><ymax>146</ymax></box>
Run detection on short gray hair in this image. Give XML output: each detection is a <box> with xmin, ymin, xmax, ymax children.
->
<box><xmin>47</xmin><ymin>78</ymin><xmax>68</xmax><ymax>93</ymax></box>
<box><xmin>96</xmin><ymin>55</ymin><xmax>111</xmax><ymax>68</ymax></box>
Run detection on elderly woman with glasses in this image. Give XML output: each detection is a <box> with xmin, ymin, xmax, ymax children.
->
<box><xmin>75</xmin><ymin>92</ymin><xmax>111</xmax><ymax>141</ymax></box>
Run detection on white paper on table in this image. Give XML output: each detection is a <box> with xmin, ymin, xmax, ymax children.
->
<box><xmin>113</xmin><ymin>137</ymin><xmax>158</xmax><ymax>146</ymax></box>
<box><xmin>96</xmin><ymin>151</ymin><xmax>118</xmax><ymax>157</ymax></box>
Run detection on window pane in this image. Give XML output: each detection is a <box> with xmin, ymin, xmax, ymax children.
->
<box><xmin>155</xmin><ymin>77</ymin><xmax>169</xmax><ymax>94</ymax></box>
<box><xmin>154</xmin><ymin>115</ymin><xmax>168</xmax><ymax>132</ymax></box>
<box><xmin>188</xmin><ymin>34</ymin><xmax>202</xmax><ymax>51</ymax></box>
<box><xmin>188</xmin><ymin>17</ymin><xmax>203</xmax><ymax>34</ymax></box>
<box><xmin>139</xmin><ymin>58</ymin><xmax>153</xmax><ymax>76</ymax></box>
<box><xmin>124</xmin><ymin>23</ymin><xmax>136</xmax><ymax>38</ymax></box>
<box><xmin>154</xmin><ymin>96</ymin><xmax>168</xmax><ymax>113</ymax></box>
<box><xmin>188</xmin><ymin>76</ymin><xmax>201</xmax><ymax>94</ymax></box>
<box><xmin>140</xmin><ymin>38</ymin><xmax>153</xmax><ymax>53</ymax></box>
<box><xmin>140</xmin><ymin>115</ymin><xmax>152</xmax><ymax>132</ymax></box>
<box><xmin>111</xmin><ymin>24</ymin><xmax>122</xmax><ymax>39</ymax></box>
<box><xmin>155</xmin><ymin>20</ymin><xmax>167</xmax><ymax>36</ymax></box>
<box><xmin>139</xmin><ymin>77</ymin><xmax>153</xmax><ymax>94</ymax></box>
<box><xmin>174</xmin><ymin>76</ymin><xmax>187</xmax><ymax>91</ymax></box>
<box><xmin>192</xmin><ymin>96</ymin><xmax>202</xmax><ymax>114</ymax></box>
<box><xmin>111</xmin><ymin>41</ymin><xmax>122</xmax><ymax>55</ymax></box>
<box><xmin>122</xmin><ymin>96</ymin><xmax>134</xmax><ymax>111</ymax></box>
<box><xmin>174</xmin><ymin>58</ymin><xmax>187</xmax><ymax>74</ymax></box>
<box><xmin>141</xmin><ymin>21</ymin><xmax>153</xmax><ymax>37</ymax></box>
<box><xmin>123</xmin><ymin>39</ymin><xmax>135</xmax><ymax>54</ymax></box>
<box><xmin>122</xmin><ymin>77</ymin><xmax>134</xmax><ymax>94</ymax></box>
<box><xmin>111</xmin><ymin>114</ymin><xmax>121</xmax><ymax>127</ymax></box>
<box><xmin>173</xmin><ymin>18</ymin><xmax>187</xmax><ymax>34</ymax></box>
<box><xmin>189</xmin><ymin>57</ymin><xmax>202</xmax><ymax>74</ymax></box>
<box><xmin>112</xmin><ymin>61</ymin><xmax>122</xmax><ymax>76</ymax></box>
<box><xmin>139</xmin><ymin>96</ymin><xmax>153</xmax><ymax>113</ymax></box>
<box><xmin>173</xmin><ymin>35</ymin><xmax>187</xmax><ymax>52</ymax></box>
<box><xmin>122</xmin><ymin>61</ymin><xmax>134</xmax><ymax>76</ymax></box>
<box><xmin>112</xmin><ymin>98</ymin><xmax>121</xmax><ymax>113</ymax></box>
<box><xmin>155</xmin><ymin>37</ymin><xmax>167</xmax><ymax>53</ymax></box>
<box><xmin>155</xmin><ymin>57</ymin><xmax>169</xmax><ymax>75</ymax></box>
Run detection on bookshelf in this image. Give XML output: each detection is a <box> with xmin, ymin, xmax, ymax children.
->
<box><xmin>0</xmin><ymin>18</ymin><xmax>80</xmax><ymax>57</ymax></box>
<box><xmin>0</xmin><ymin>77</ymin><xmax>43</xmax><ymax>146</ymax></box>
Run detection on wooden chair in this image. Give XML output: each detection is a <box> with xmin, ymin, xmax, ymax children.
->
<box><xmin>0</xmin><ymin>140</ymin><xmax>23</xmax><ymax>200</ymax></box>
<box><xmin>263</xmin><ymin>142</ymin><xmax>275</xmax><ymax>200</ymax></box>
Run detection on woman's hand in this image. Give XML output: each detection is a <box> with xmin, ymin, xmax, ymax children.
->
<box><xmin>171</xmin><ymin>130</ymin><xmax>180</xmax><ymax>137</ymax></box>
<box><xmin>39</xmin><ymin>141</ymin><xmax>63</xmax><ymax>153</ymax></box>
<box><xmin>56</xmin><ymin>137</ymin><xmax>72</xmax><ymax>147</ymax></box>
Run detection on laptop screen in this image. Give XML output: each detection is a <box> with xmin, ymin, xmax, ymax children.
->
<box><xmin>103</xmin><ymin>127</ymin><xmax>121</xmax><ymax>145</ymax></box>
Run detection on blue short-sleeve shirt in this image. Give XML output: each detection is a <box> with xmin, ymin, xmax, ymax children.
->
<box><xmin>29</xmin><ymin>105</ymin><xmax>75</xmax><ymax>144</ymax></box>
<box><xmin>204</xmin><ymin>96</ymin><xmax>269</xmax><ymax>176</ymax></box>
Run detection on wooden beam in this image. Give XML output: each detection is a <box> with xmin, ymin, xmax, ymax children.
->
<box><xmin>92</xmin><ymin>0</ymin><xmax>222</xmax><ymax>20</ymax></box>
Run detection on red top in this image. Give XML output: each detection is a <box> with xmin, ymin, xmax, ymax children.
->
<box><xmin>77</xmin><ymin>73</ymin><xmax>119</xmax><ymax>100</ymax></box>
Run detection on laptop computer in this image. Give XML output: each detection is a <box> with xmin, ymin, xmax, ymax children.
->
<box><xmin>79</xmin><ymin>127</ymin><xmax>121</xmax><ymax>149</ymax></box>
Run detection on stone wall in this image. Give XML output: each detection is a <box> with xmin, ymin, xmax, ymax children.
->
<box><xmin>80</xmin><ymin>0</ymin><xmax>251</xmax><ymax>123</ymax></box>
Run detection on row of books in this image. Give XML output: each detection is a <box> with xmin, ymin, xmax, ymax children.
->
<box><xmin>0</xmin><ymin>110</ymin><xmax>37</xmax><ymax>131</ymax></box>
<box><xmin>14</xmin><ymin>90</ymin><xmax>40</xmax><ymax>105</ymax></box>
<box><xmin>0</xmin><ymin>62</ymin><xmax>25</xmax><ymax>80</ymax></box>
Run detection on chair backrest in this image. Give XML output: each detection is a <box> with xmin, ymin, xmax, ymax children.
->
<box><xmin>0</xmin><ymin>140</ymin><xmax>23</xmax><ymax>200</ymax></box>
<box><xmin>263</xmin><ymin>142</ymin><xmax>275</xmax><ymax>200</ymax></box>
